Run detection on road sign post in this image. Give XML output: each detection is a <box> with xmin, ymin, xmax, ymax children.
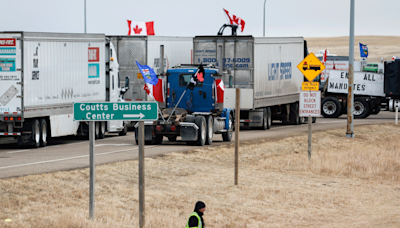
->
<box><xmin>73</xmin><ymin>101</ymin><xmax>158</xmax><ymax>221</ymax></box>
<box><xmin>298</xmin><ymin>53</ymin><xmax>323</xmax><ymax>160</ymax></box>
<box><xmin>299</xmin><ymin>90</ymin><xmax>321</xmax><ymax>161</ymax></box>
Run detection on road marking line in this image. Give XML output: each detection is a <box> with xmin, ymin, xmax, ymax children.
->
<box><xmin>0</xmin><ymin>146</ymin><xmax>157</xmax><ymax>170</ymax></box>
<box><xmin>317</xmin><ymin>120</ymin><xmax>345</xmax><ymax>124</ymax></box>
<box><xmin>96</xmin><ymin>143</ymin><xmax>134</xmax><ymax>147</ymax></box>
<box><xmin>7</xmin><ymin>150</ymin><xmax>30</xmax><ymax>154</ymax></box>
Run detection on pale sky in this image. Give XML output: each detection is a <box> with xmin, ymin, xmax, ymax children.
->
<box><xmin>2</xmin><ymin>0</ymin><xmax>400</xmax><ymax>37</ymax></box>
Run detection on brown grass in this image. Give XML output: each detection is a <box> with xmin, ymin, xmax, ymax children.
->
<box><xmin>306</xmin><ymin>35</ymin><xmax>400</xmax><ymax>63</ymax></box>
<box><xmin>1</xmin><ymin>124</ymin><xmax>400</xmax><ymax>227</ymax></box>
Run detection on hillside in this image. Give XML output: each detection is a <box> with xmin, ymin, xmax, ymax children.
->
<box><xmin>306</xmin><ymin>36</ymin><xmax>400</xmax><ymax>63</ymax></box>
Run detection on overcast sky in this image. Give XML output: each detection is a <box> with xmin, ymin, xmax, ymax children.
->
<box><xmin>2</xmin><ymin>0</ymin><xmax>400</xmax><ymax>37</ymax></box>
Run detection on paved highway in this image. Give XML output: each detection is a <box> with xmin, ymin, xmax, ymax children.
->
<box><xmin>0</xmin><ymin>112</ymin><xmax>396</xmax><ymax>179</ymax></box>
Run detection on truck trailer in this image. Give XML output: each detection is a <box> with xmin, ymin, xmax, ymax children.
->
<box><xmin>107</xmin><ymin>36</ymin><xmax>193</xmax><ymax>102</ymax></box>
<box><xmin>193</xmin><ymin>36</ymin><xmax>308</xmax><ymax>128</ymax></box>
<box><xmin>0</xmin><ymin>32</ymin><xmax>128</xmax><ymax>148</ymax></box>
<box><xmin>320</xmin><ymin>70</ymin><xmax>386</xmax><ymax>118</ymax></box>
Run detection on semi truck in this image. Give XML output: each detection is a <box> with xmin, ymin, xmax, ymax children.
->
<box><xmin>107</xmin><ymin>36</ymin><xmax>193</xmax><ymax>102</ymax></box>
<box><xmin>135</xmin><ymin>64</ymin><xmax>233</xmax><ymax>146</ymax></box>
<box><xmin>193</xmin><ymin>36</ymin><xmax>308</xmax><ymax>128</ymax></box>
<box><xmin>0</xmin><ymin>32</ymin><xmax>128</xmax><ymax>148</ymax></box>
<box><xmin>320</xmin><ymin>69</ymin><xmax>386</xmax><ymax>118</ymax></box>
<box><xmin>135</xmin><ymin>35</ymin><xmax>309</xmax><ymax>146</ymax></box>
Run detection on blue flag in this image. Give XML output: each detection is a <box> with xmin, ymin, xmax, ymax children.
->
<box><xmin>135</xmin><ymin>61</ymin><xmax>159</xmax><ymax>85</ymax></box>
<box><xmin>359</xmin><ymin>43</ymin><xmax>368</xmax><ymax>58</ymax></box>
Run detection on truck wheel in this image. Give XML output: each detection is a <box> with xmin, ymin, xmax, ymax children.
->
<box><xmin>95</xmin><ymin>122</ymin><xmax>100</xmax><ymax>139</ymax></box>
<box><xmin>155</xmin><ymin>135</ymin><xmax>163</xmax><ymax>145</ymax></box>
<box><xmin>321</xmin><ymin>97</ymin><xmax>342</xmax><ymax>118</ymax></box>
<box><xmin>32</xmin><ymin>119</ymin><xmax>41</xmax><ymax>148</ymax></box>
<box><xmin>195</xmin><ymin>116</ymin><xmax>206</xmax><ymax>146</ymax></box>
<box><xmin>312</xmin><ymin>117</ymin><xmax>317</xmax><ymax>123</ymax></box>
<box><xmin>222</xmin><ymin>112</ymin><xmax>233</xmax><ymax>142</ymax></box>
<box><xmin>119</xmin><ymin>122</ymin><xmax>128</xmax><ymax>136</ymax></box>
<box><xmin>99</xmin><ymin>122</ymin><xmax>106</xmax><ymax>139</ymax></box>
<box><xmin>289</xmin><ymin>103</ymin><xmax>300</xmax><ymax>125</ymax></box>
<box><xmin>40</xmin><ymin>119</ymin><xmax>48</xmax><ymax>147</ymax></box>
<box><xmin>354</xmin><ymin>98</ymin><xmax>370</xmax><ymax>118</ymax></box>
<box><xmin>167</xmin><ymin>135</ymin><xmax>177</xmax><ymax>142</ymax></box>
<box><xmin>371</xmin><ymin>105</ymin><xmax>381</xmax><ymax>115</ymax></box>
<box><xmin>205</xmin><ymin>115</ymin><xmax>213</xmax><ymax>145</ymax></box>
<box><xmin>266</xmin><ymin>107</ymin><xmax>271</xmax><ymax>129</ymax></box>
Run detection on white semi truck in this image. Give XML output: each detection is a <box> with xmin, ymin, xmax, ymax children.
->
<box><xmin>107</xmin><ymin>36</ymin><xmax>193</xmax><ymax>102</ymax></box>
<box><xmin>193</xmin><ymin>36</ymin><xmax>309</xmax><ymax>129</ymax></box>
<box><xmin>0</xmin><ymin>32</ymin><xmax>128</xmax><ymax>148</ymax></box>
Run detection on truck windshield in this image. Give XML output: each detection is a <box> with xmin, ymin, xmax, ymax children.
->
<box><xmin>179</xmin><ymin>74</ymin><xmax>203</xmax><ymax>87</ymax></box>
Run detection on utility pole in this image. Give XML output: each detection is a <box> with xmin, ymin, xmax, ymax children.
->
<box><xmin>84</xmin><ymin>0</ymin><xmax>87</xmax><ymax>33</ymax></box>
<box><xmin>346</xmin><ymin>0</ymin><xmax>355</xmax><ymax>138</ymax></box>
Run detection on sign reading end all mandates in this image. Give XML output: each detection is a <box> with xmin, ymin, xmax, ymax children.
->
<box><xmin>73</xmin><ymin>102</ymin><xmax>158</xmax><ymax>121</ymax></box>
<box><xmin>299</xmin><ymin>91</ymin><xmax>321</xmax><ymax>117</ymax></box>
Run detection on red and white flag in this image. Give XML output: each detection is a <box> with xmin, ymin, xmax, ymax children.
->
<box><xmin>223</xmin><ymin>8</ymin><xmax>245</xmax><ymax>32</ymax></box>
<box><xmin>215</xmin><ymin>79</ymin><xmax>225</xmax><ymax>103</ymax></box>
<box><xmin>127</xmin><ymin>20</ymin><xmax>155</xmax><ymax>35</ymax></box>
<box><xmin>143</xmin><ymin>79</ymin><xmax>164</xmax><ymax>102</ymax></box>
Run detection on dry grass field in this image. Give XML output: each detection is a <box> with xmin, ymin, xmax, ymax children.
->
<box><xmin>1</xmin><ymin>124</ymin><xmax>400</xmax><ymax>227</ymax></box>
<box><xmin>306</xmin><ymin>36</ymin><xmax>400</xmax><ymax>63</ymax></box>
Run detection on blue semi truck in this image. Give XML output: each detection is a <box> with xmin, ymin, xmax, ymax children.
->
<box><xmin>135</xmin><ymin>64</ymin><xmax>234</xmax><ymax>145</ymax></box>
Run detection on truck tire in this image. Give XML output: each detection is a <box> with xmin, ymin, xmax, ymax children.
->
<box><xmin>321</xmin><ymin>97</ymin><xmax>342</xmax><ymax>118</ymax></box>
<box><xmin>257</xmin><ymin>108</ymin><xmax>268</xmax><ymax>130</ymax></box>
<box><xmin>312</xmin><ymin>117</ymin><xmax>317</xmax><ymax>123</ymax></box>
<box><xmin>205</xmin><ymin>115</ymin><xmax>213</xmax><ymax>145</ymax></box>
<box><xmin>371</xmin><ymin>105</ymin><xmax>381</xmax><ymax>115</ymax></box>
<box><xmin>289</xmin><ymin>103</ymin><xmax>300</xmax><ymax>125</ymax></box>
<box><xmin>95</xmin><ymin>122</ymin><xmax>100</xmax><ymax>139</ymax></box>
<box><xmin>267</xmin><ymin>107</ymin><xmax>271</xmax><ymax>129</ymax></box>
<box><xmin>167</xmin><ymin>135</ymin><xmax>177</xmax><ymax>142</ymax></box>
<box><xmin>99</xmin><ymin>121</ymin><xmax>106</xmax><ymax>139</ymax></box>
<box><xmin>40</xmin><ymin>119</ymin><xmax>48</xmax><ymax>147</ymax></box>
<box><xmin>222</xmin><ymin>112</ymin><xmax>233</xmax><ymax>142</ymax></box>
<box><xmin>119</xmin><ymin>122</ymin><xmax>128</xmax><ymax>136</ymax></box>
<box><xmin>195</xmin><ymin>116</ymin><xmax>206</xmax><ymax>146</ymax></box>
<box><xmin>153</xmin><ymin>135</ymin><xmax>163</xmax><ymax>145</ymax></box>
<box><xmin>354</xmin><ymin>98</ymin><xmax>370</xmax><ymax>118</ymax></box>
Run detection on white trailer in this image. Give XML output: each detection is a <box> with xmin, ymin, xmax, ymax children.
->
<box><xmin>107</xmin><ymin>36</ymin><xmax>193</xmax><ymax>102</ymax></box>
<box><xmin>0</xmin><ymin>32</ymin><xmax>128</xmax><ymax>148</ymax></box>
<box><xmin>193</xmin><ymin>36</ymin><xmax>308</xmax><ymax>129</ymax></box>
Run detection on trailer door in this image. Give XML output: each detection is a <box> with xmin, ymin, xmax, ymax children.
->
<box><xmin>0</xmin><ymin>33</ymin><xmax>22</xmax><ymax>115</ymax></box>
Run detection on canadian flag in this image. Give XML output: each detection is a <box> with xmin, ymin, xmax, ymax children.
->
<box><xmin>127</xmin><ymin>20</ymin><xmax>155</xmax><ymax>35</ymax></box>
<box><xmin>215</xmin><ymin>79</ymin><xmax>225</xmax><ymax>103</ymax></box>
<box><xmin>223</xmin><ymin>8</ymin><xmax>245</xmax><ymax>32</ymax></box>
<box><xmin>143</xmin><ymin>79</ymin><xmax>164</xmax><ymax>102</ymax></box>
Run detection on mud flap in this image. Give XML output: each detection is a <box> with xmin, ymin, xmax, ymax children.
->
<box><xmin>181</xmin><ymin>126</ymin><xmax>197</xmax><ymax>141</ymax></box>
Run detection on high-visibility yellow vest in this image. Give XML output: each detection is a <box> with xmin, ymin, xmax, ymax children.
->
<box><xmin>185</xmin><ymin>211</ymin><xmax>202</xmax><ymax>228</ymax></box>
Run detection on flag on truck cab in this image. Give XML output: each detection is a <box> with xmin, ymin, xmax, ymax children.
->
<box><xmin>135</xmin><ymin>61</ymin><xmax>159</xmax><ymax>85</ymax></box>
<box><xmin>359</xmin><ymin>43</ymin><xmax>368</xmax><ymax>58</ymax></box>
<box><xmin>127</xmin><ymin>20</ymin><xmax>155</xmax><ymax>35</ymax></box>
<box><xmin>188</xmin><ymin>65</ymin><xmax>205</xmax><ymax>90</ymax></box>
<box><xmin>223</xmin><ymin>8</ymin><xmax>245</xmax><ymax>32</ymax></box>
<box><xmin>144</xmin><ymin>79</ymin><xmax>165</xmax><ymax>102</ymax></box>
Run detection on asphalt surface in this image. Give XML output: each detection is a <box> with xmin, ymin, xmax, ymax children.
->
<box><xmin>0</xmin><ymin>112</ymin><xmax>396</xmax><ymax>179</ymax></box>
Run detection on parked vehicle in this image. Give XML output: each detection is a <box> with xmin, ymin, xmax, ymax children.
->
<box><xmin>384</xmin><ymin>59</ymin><xmax>400</xmax><ymax>111</ymax></box>
<box><xmin>107</xmin><ymin>36</ymin><xmax>193</xmax><ymax>102</ymax></box>
<box><xmin>193</xmin><ymin>36</ymin><xmax>308</xmax><ymax>128</ymax></box>
<box><xmin>320</xmin><ymin>70</ymin><xmax>386</xmax><ymax>118</ymax></box>
<box><xmin>0</xmin><ymin>32</ymin><xmax>128</xmax><ymax>148</ymax></box>
<box><xmin>364</xmin><ymin>63</ymin><xmax>379</xmax><ymax>73</ymax></box>
<box><xmin>135</xmin><ymin>64</ymin><xmax>233</xmax><ymax>145</ymax></box>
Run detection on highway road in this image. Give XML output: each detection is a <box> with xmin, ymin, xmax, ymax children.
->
<box><xmin>0</xmin><ymin>112</ymin><xmax>397</xmax><ymax>179</ymax></box>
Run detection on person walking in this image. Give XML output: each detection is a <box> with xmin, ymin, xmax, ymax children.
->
<box><xmin>186</xmin><ymin>201</ymin><xmax>206</xmax><ymax>228</ymax></box>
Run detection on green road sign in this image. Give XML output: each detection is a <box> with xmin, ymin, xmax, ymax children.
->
<box><xmin>73</xmin><ymin>102</ymin><xmax>158</xmax><ymax>121</ymax></box>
